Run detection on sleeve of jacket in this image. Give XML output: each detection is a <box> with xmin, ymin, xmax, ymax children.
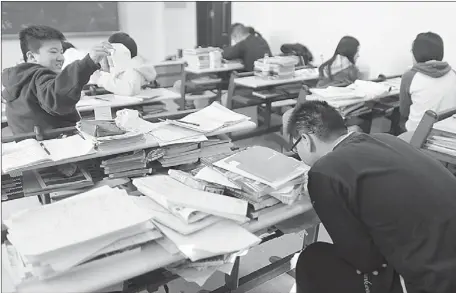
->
<box><xmin>308</xmin><ymin>170</ymin><xmax>386</xmax><ymax>273</ymax></box>
<box><xmin>96</xmin><ymin>68</ymin><xmax>144</xmax><ymax>96</ymax></box>
<box><xmin>34</xmin><ymin>54</ymin><xmax>99</xmax><ymax>116</ymax></box>
<box><xmin>399</xmin><ymin>70</ymin><xmax>416</xmax><ymax>120</ymax></box>
<box><xmin>222</xmin><ymin>42</ymin><xmax>244</xmax><ymax>60</ymax></box>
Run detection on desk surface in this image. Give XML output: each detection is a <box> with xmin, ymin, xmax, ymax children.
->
<box><xmin>1</xmin><ymin>89</ymin><xmax>182</xmax><ymax>124</ymax></box>
<box><xmin>3</xmin><ymin>120</ymin><xmax>257</xmax><ymax>175</ymax></box>
<box><xmin>8</xmin><ymin>198</ymin><xmax>313</xmax><ymax>293</ymax></box>
<box><xmin>185</xmin><ymin>63</ymin><xmax>244</xmax><ymax>75</ymax></box>
<box><xmin>234</xmin><ymin>69</ymin><xmax>319</xmax><ymax>89</ymax></box>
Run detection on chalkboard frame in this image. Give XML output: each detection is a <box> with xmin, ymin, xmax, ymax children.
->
<box><xmin>1</xmin><ymin>2</ymin><xmax>120</xmax><ymax>39</ymax></box>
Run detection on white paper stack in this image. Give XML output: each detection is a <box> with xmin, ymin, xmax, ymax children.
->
<box><xmin>169</xmin><ymin>102</ymin><xmax>250</xmax><ymax>133</ymax></box>
<box><xmin>183</xmin><ymin>47</ymin><xmax>217</xmax><ymax>69</ymax></box>
<box><xmin>2</xmin><ymin>186</ymin><xmax>161</xmax><ymax>284</ymax></box>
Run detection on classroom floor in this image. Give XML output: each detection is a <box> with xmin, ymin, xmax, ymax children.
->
<box><xmin>1</xmin><ymin>116</ymin><xmax>391</xmax><ymax>293</ymax></box>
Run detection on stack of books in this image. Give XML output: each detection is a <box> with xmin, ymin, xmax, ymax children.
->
<box><xmin>158</xmin><ymin>142</ymin><xmax>201</xmax><ymax>167</ymax></box>
<box><xmin>182</xmin><ymin>47</ymin><xmax>217</xmax><ymax>69</ymax></box>
<box><xmin>2</xmin><ymin>186</ymin><xmax>162</xmax><ymax>285</ymax></box>
<box><xmin>100</xmin><ymin>150</ymin><xmax>153</xmax><ymax>179</ymax></box>
<box><xmin>254</xmin><ymin>56</ymin><xmax>297</xmax><ymax>79</ymax></box>
<box><xmin>200</xmin><ymin>134</ymin><xmax>233</xmax><ymax>158</ymax></box>
<box><xmin>425</xmin><ymin>115</ymin><xmax>456</xmax><ymax>157</ymax></box>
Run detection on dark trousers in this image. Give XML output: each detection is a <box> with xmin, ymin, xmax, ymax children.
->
<box><xmin>296</xmin><ymin>242</ymin><xmax>404</xmax><ymax>293</ymax></box>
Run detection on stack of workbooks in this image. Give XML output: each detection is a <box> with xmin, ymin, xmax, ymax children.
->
<box><xmin>100</xmin><ymin>150</ymin><xmax>153</xmax><ymax>179</ymax></box>
<box><xmin>182</xmin><ymin>47</ymin><xmax>218</xmax><ymax>69</ymax></box>
<box><xmin>254</xmin><ymin>56</ymin><xmax>297</xmax><ymax>79</ymax></box>
<box><xmin>2</xmin><ymin>186</ymin><xmax>162</xmax><ymax>285</ymax></box>
<box><xmin>194</xmin><ymin>146</ymin><xmax>309</xmax><ymax>210</ymax></box>
<box><xmin>158</xmin><ymin>142</ymin><xmax>201</xmax><ymax>167</ymax></box>
<box><xmin>425</xmin><ymin>115</ymin><xmax>456</xmax><ymax>157</ymax></box>
<box><xmin>132</xmin><ymin>175</ymin><xmax>261</xmax><ymax>262</ymax></box>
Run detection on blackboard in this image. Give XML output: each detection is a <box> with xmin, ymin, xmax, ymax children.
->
<box><xmin>1</xmin><ymin>2</ymin><xmax>119</xmax><ymax>37</ymax></box>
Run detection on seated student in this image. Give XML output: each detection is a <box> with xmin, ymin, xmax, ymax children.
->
<box><xmin>317</xmin><ymin>36</ymin><xmax>364</xmax><ymax>88</ymax></box>
<box><xmin>286</xmin><ymin>101</ymin><xmax>456</xmax><ymax>293</ymax></box>
<box><xmin>1</xmin><ymin>25</ymin><xmax>111</xmax><ymax>136</ymax></box>
<box><xmin>399</xmin><ymin>32</ymin><xmax>456</xmax><ymax>132</ymax></box>
<box><xmin>62</xmin><ymin>41</ymin><xmax>87</xmax><ymax>69</ymax></box>
<box><xmin>222</xmin><ymin>23</ymin><xmax>272</xmax><ymax>72</ymax></box>
<box><xmin>92</xmin><ymin>32</ymin><xmax>157</xmax><ymax>96</ymax></box>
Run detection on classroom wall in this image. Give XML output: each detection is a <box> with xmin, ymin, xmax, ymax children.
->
<box><xmin>1</xmin><ymin>2</ymin><xmax>196</xmax><ymax>70</ymax></box>
<box><xmin>232</xmin><ymin>2</ymin><xmax>456</xmax><ymax>78</ymax></box>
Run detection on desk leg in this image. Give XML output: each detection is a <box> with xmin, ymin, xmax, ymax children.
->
<box><xmin>302</xmin><ymin>223</ymin><xmax>320</xmax><ymax>250</ymax></box>
<box><xmin>225</xmin><ymin>256</ymin><xmax>240</xmax><ymax>291</ymax></box>
<box><xmin>179</xmin><ymin>70</ymin><xmax>187</xmax><ymax>111</ymax></box>
<box><xmin>38</xmin><ymin>194</ymin><xmax>51</xmax><ymax>205</ymax></box>
<box><xmin>225</xmin><ymin>73</ymin><xmax>236</xmax><ymax>109</ymax></box>
<box><xmin>263</xmin><ymin>103</ymin><xmax>272</xmax><ymax>128</ymax></box>
<box><xmin>388</xmin><ymin>107</ymin><xmax>401</xmax><ymax>136</ymax></box>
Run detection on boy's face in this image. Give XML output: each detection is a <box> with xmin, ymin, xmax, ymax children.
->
<box><xmin>27</xmin><ymin>40</ymin><xmax>65</xmax><ymax>72</ymax></box>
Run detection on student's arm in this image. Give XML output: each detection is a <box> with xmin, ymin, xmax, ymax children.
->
<box><xmin>222</xmin><ymin>42</ymin><xmax>244</xmax><ymax>60</ymax></box>
<box><xmin>34</xmin><ymin>54</ymin><xmax>99</xmax><ymax>116</ymax></box>
<box><xmin>399</xmin><ymin>70</ymin><xmax>416</xmax><ymax>128</ymax></box>
<box><xmin>96</xmin><ymin>69</ymin><xmax>144</xmax><ymax>96</ymax></box>
<box><xmin>307</xmin><ymin>170</ymin><xmax>386</xmax><ymax>273</ymax></box>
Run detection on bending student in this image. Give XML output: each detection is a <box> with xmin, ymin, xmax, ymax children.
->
<box><xmin>399</xmin><ymin>32</ymin><xmax>456</xmax><ymax>132</ymax></box>
<box><xmin>222</xmin><ymin>23</ymin><xmax>272</xmax><ymax>72</ymax></box>
<box><xmin>92</xmin><ymin>32</ymin><xmax>157</xmax><ymax>96</ymax></box>
<box><xmin>1</xmin><ymin>25</ymin><xmax>112</xmax><ymax>136</ymax></box>
<box><xmin>286</xmin><ymin>101</ymin><xmax>456</xmax><ymax>293</ymax></box>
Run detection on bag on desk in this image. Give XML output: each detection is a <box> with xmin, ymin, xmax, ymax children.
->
<box><xmin>79</xmin><ymin>120</ymin><xmax>126</xmax><ymax>138</ymax></box>
<box><xmin>82</xmin><ymin>85</ymin><xmax>112</xmax><ymax>96</ymax></box>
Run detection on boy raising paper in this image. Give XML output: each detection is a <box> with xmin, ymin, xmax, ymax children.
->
<box><xmin>1</xmin><ymin>25</ymin><xmax>113</xmax><ymax>136</ymax></box>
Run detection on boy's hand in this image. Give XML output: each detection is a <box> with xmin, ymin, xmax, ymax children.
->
<box><xmin>89</xmin><ymin>42</ymin><xmax>113</xmax><ymax>65</ymax></box>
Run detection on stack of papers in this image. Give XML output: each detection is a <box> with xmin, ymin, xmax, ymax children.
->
<box><xmin>183</xmin><ymin>47</ymin><xmax>218</xmax><ymax>69</ymax></box>
<box><xmin>77</xmin><ymin>122</ymin><xmax>145</xmax><ymax>150</ymax></box>
<box><xmin>169</xmin><ymin>102</ymin><xmax>250</xmax><ymax>133</ymax></box>
<box><xmin>198</xmin><ymin>147</ymin><xmax>309</xmax><ymax>207</ymax></box>
<box><xmin>101</xmin><ymin>150</ymin><xmax>152</xmax><ymax>179</ymax></box>
<box><xmin>150</xmin><ymin>122</ymin><xmax>208</xmax><ymax>147</ymax></box>
<box><xmin>132</xmin><ymin>175</ymin><xmax>260</xmax><ymax>262</ymax></box>
<box><xmin>2</xmin><ymin>135</ymin><xmax>95</xmax><ymax>173</ymax></box>
<box><xmin>2</xmin><ymin>186</ymin><xmax>161</xmax><ymax>283</ymax></box>
<box><xmin>159</xmin><ymin>142</ymin><xmax>201</xmax><ymax>167</ymax></box>
<box><xmin>426</xmin><ymin>117</ymin><xmax>456</xmax><ymax>156</ymax></box>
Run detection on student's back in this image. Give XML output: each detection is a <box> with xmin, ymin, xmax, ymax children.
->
<box><xmin>311</xmin><ymin>132</ymin><xmax>456</xmax><ymax>292</ymax></box>
<box><xmin>223</xmin><ymin>24</ymin><xmax>271</xmax><ymax>72</ymax></box>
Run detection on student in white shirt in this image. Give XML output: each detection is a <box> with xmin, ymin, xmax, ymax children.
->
<box><xmin>399</xmin><ymin>32</ymin><xmax>456</xmax><ymax>132</ymax></box>
<box><xmin>92</xmin><ymin>32</ymin><xmax>157</xmax><ymax>96</ymax></box>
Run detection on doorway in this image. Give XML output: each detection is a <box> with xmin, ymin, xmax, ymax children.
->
<box><xmin>196</xmin><ymin>1</ymin><xmax>231</xmax><ymax>48</ymax></box>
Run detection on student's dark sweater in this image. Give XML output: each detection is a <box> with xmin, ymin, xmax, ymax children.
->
<box><xmin>222</xmin><ymin>35</ymin><xmax>272</xmax><ymax>72</ymax></box>
<box><xmin>308</xmin><ymin>132</ymin><xmax>456</xmax><ymax>293</ymax></box>
<box><xmin>2</xmin><ymin>54</ymin><xmax>99</xmax><ymax>137</ymax></box>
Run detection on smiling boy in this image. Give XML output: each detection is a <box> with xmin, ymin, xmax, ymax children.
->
<box><xmin>1</xmin><ymin>25</ymin><xmax>112</xmax><ymax>137</ymax></box>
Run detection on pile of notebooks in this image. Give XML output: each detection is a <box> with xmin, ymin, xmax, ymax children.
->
<box><xmin>254</xmin><ymin>56</ymin><xmax>297</xmax><ymax>79</ymax></box>
<box><xmin>100</xmin><ymin>150</ymin><xmax>153</xmax><ymax>179</ymax></box>
<box><xmin>132</xmin><ymin>175</ymin><xmax>261</xmax><ymax>263</ymax></box>
<box><xmin>182</xmin><ymin>47</ymin><xmax>219</xmax><ymax>69</ymax></box>
<box><xmin>190</xmin><ymin>146</ymin><xmax>310</xmax><ymax>219</ymax></box>
<box><xmin>158</xmin><ymin>142</ymin><xmax>201</xmax><ymax>167</ymax></box>
<box><xmin>2</xmin><ymin>186</ymin><xmax>163</xmax><ymax>285</ymax></box>
<box><xmin>77</xmin><ymin>120</ymin><xmax>145</xmax><ymax>150</ymax></box>
<box><xmin>425</xmin><ymin>115</ymin><xmax>456</xmax><ymax>157</ymax></box>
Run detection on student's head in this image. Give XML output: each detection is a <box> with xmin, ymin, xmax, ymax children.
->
<box><xmin>19</xmin><ymin>25</ymin><xmax>66</xmax><ymax>72</ymax></box>
<box><xmin>62</xmin><ymin>41</ymin><xmax>75</xmax><ymax>53</ymax></box>
<box><xmin>108</xmin><ymin>32</ymin><xmax>137</xmax><ymax>58</ymax></box>
<box><xmin>335</xmin><ymin>36</ymin><xmax>360</xmax><ymax>64</ymax></box>
<box><xmin>287</xmin><ymin>101</ymin><xmax>348</xmax><ymax>166</ymax></box>
<box><xmin>412</xmin><ymin>32</ymin><xmax>444</xmax><ymax>64</ymax></box>
<box><xmin>230</xmin><ymin>23</ymin><xmax>250</xmax><ymax>44</ymax></box>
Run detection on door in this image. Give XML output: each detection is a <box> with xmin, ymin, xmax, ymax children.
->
<box><xmin>196</xmin><ymin>1</ymin><xmax>231</xmax><ymax>48</ymax></box>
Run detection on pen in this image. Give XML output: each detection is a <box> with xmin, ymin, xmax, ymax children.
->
<box><xmin>40</xmin><ymin>142</ymin><xmax>51</xmax><ymax>155</ymax></box>
<box><xmin>77</xmin><ymin>131</ymin><xmax>86</xmax><ymax>140</ymax></box>
<box><xmin>177</xmin><ymin>120</ymin><xmax>200</xmax><ymax>127</ymax></box>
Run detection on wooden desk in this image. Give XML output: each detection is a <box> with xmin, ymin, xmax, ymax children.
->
<box><xmin>185</xmin><ymin>63</ymin><xmax>244</xmax><ymax>75</ymax></box>
<box><xmin>234</xmin><ymin>68</ymin><xmax>319</xmax><ymax>89</ymax></box>
<box><xmin>2</xmin><ymin>120</ymin><xmax>257</xmax><ymax>175</ymax></box>
<box><xmin>6</xmin><ymin>198</ymin><xmax>314</xmax><ymax>293</ymax></box>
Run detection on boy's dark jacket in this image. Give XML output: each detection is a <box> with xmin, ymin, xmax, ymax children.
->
<box><xmin>2</xmin><ymin>54</ymin><xmax>99</xmax><ymax>137</ymax></box>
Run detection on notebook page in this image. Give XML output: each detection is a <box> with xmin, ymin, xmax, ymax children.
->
<box><xmin>2</xmin><ymin>139</ymin><xmax>51</xmax><ymax>173</ymax></box>
<box><xmin>43</xmin><ymin>135</ymin><xmax>95</xmax><ymax>162</ymax></box>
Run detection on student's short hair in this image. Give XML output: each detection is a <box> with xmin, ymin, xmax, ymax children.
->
<box><xmin>287</xmin><ymin>101</ymin><xmax>347</xmax><ymax>142</ymax></box>
<box><xmin>412</xmin><ymin>32</ymin><xmax>444</xmax><ymax>63</ymax></box>
<box><xmin>62</xmin><ymin>41</ymin><xmax>75</xmax><ymax>53</ymax></box>
<box><xmin>19</xmin><ymin>25</ymin><xmax>65</xmax><ymax>62</ymax></box>
<box><xmin>230</xmin><ymin>23</ymin><xmax>249</xmax><ymax>36</ymax></box>
<box><xmin>108</xmin><ymin>32</ymin><xmax>137</xmax><ymax>58</ymax></box>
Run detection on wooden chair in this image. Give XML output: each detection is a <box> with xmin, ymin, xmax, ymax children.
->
<box><xmin>410</xmin><ymin>107</ymin><xmax>456</xmax><ymax>166</ymax></box>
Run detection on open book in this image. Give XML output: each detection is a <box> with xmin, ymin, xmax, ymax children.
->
<box><xmin>2</xmin><ymin>135</ymin><xmax>94</xmax><ymax>173</ymax></box>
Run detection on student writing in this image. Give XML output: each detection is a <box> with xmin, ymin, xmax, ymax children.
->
<box><xmin>399</xmin><ymin>32</ymin><xmax>456</xmax><ymax>132</ymax></box>
<box><xmin>222</xmin><ymin>23</ymin><xmax>272</xmax><ymax>72</ymax></box>
<box><xmin>287</xmin><ymin>101</ymin><xmax>456</xmax><ymax>293</ymax></box>
<box><xmin>1</xmin><ymin>25</ymin><xmax>112</xmax><ymax>137</ymax></box>
<box><xmin>92</xmin><ymin>32</ymin><xmax>157</xmax><ymax>96</ymax></box>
